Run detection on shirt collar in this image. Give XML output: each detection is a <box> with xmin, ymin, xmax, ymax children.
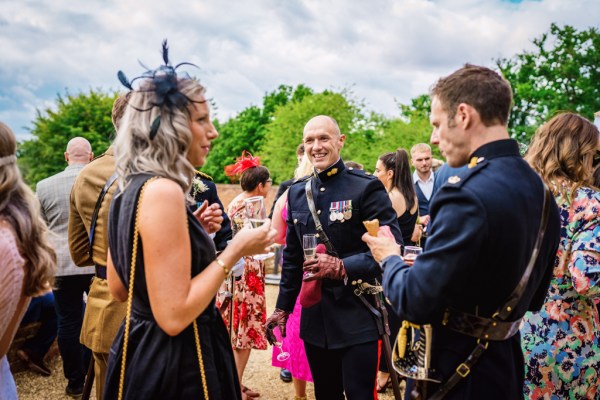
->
<box><xmin>413</xmin><ymin>170</ymin><xmax>434</xmax><ymax>184</ymax></box>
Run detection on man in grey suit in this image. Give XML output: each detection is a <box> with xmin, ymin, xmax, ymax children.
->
<box><xmin>36</xmin><ymin>137</ymin><xmax>94</xmax><ymax>398</ymax></box>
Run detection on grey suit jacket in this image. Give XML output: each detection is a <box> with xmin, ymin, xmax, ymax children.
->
<box><xmin>36</xmin><ymin>164</ymin><xmax>94</xmax><ymax>276</ymax></box>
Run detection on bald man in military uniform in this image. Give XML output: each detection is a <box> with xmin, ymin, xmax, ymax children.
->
<box><xmin>363</xmin><ymin>64</ymin><xmax>560</xmax><ymax>399</ymax></box>
<box><xmin>267</xmin><ymin>115</ymin><xmax>403</xmax><ymax>399</ymax></box>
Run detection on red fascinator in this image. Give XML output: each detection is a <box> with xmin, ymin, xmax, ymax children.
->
<box><xmin>224</xmin><ymin>150</ymin><xmax>261</xmax><ymax>177</ymax></box>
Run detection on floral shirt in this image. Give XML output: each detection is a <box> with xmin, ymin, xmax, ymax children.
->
<box><xmin>521</xmin><ymin>186</ymin><xmax>600</xmax><ymax>399</ymax></box>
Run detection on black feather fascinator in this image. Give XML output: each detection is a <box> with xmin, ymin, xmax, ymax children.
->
<box><xmin>117</xmin><ymin>39</ymin><xmax>200</xmax><ymax>140</ymax></box>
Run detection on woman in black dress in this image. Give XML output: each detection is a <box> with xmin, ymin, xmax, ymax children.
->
<box><xmin>104</xmin><ymin>42</ymin><xmax>276</xmax><ymax>400</ymax></box>
<box><xmin>373</xmin><ymin>148</ymin><xmax>421</xmax><ymax>392</ymax></box>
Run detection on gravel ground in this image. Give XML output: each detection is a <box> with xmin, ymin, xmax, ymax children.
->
<box><xmin>14</xmin><ymin>284</ymin><xmax>397</xmax><ymax>400</ymax></box>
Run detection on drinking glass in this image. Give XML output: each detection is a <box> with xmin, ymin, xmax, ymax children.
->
<box><xmin>274</xmin><ymin>342</ymin><xmax>290</xmax><ymax>362</ymax></box>
<box><xmin>303</xmin><ymin>234</ymin><xmax>317</xmax><ymax>260</ymax></box>
<box><xmin>244</xmin><ymin>196</ymin><xmax>266</xmax><ymax>228</ymax></box>
<box><xmin>403</xmin><ymin>245</ymin><xmax>423</xmax><ymax>262</ymax></box>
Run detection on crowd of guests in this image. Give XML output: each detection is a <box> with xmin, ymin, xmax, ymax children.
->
<box><xmin>0</xmin><ymin>42</ymin><xmax>598</xmax><ymax>400</ymax></box>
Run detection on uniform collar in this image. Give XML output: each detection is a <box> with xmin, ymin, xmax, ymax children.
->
<box><xmin>469</xmin><ymin>139</ymin><xmax>520</xmax><ymax>163</ymax></box>
<box><xmin>316</xmin><ymin>158</ymin><xmax>345</xmax><ymax>182</ymax></box>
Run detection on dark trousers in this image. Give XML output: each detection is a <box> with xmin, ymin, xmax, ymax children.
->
<box><xmin>305</xmin><ymin>340</ymin><xmax>378</xmax><ymax>400</ymax></box>
<box><xmin>53</xmin><ymin>274</ymin><xmax>93</xmax><ymax>388</ymax></box>
<box><xmin>20</xmin><ymin>292</ymin><xmax>57</xmax><ymax>357</ymax></box>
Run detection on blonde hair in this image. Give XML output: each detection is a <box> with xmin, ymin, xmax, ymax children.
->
<box><xmin>114</xmin><ymin>78</ymin><xmax>206</xmax><ymax>194</ymax></box>
<box><xmin>410</xmin><ymin>143</ymin><xmax>431</xmax><ymax>156</ymax></box>
<box><xmin>0</xmin><ymin>122</ymin><xmax>56</xmax><ymax>295</ymax></box>
<box><xmin>294</xmin><ymin>154</ymin><xmax>314</xmax><ymax>180</ymax></box>
<box><xmin>526</xmin><ymin>112</ymin><xmax>599</xmax><ymax>198</ymax></box>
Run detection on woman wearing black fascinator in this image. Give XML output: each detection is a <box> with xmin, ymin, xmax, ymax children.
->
<box><xmin>104</xmin><ymin>40</ymin><xmax>276</xmax><ymax>400</ymax></box>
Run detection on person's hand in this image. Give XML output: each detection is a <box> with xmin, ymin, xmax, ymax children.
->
<box><xmin>303</xmin><ymin>253</ymin><xmax>346</xmax><ymax>281</ymax></box>
<box><xmin>411</xmin><ymin>224</ymin><xmax>423</xmax><ymax>244</ymax></box>
<box><xmin>265</xmin><ymin>308</ymin><xmax>290</xmax><ymax>341</ymax></box>
<box><xmin>361</xmin><ymin>230</ymin><xmax>401</xmax><ymax>263</ymax></box>
<box><xmin>229</xmin><ymin>219</ymin><xmax>277</xmax><ymax>258</ymax></box>
<box><xmin>193</xmin><ymin>201</ymin><xmax>223</xmax><ymax>234</ymax></box>
<box><xmin>419</xmin><ymin>215</ymin><xmax>430</xmax><ymax>227</ymax></box>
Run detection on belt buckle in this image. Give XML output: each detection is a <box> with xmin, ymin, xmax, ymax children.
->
<box><xmin>456</xmin><ymin>363</ymin><xmax>470</xmax><ymax>378</ymax></box>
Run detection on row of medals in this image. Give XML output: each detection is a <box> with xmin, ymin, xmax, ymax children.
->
<box><xmin>329</xmin><ymin>207</ymin><xmax>352</xmax><ymax>222</ymax></box>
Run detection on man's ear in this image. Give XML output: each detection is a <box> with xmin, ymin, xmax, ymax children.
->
<box><xmin>64</xmin><ymin>151</ymin><xmax>69</xmax><ymax>162</ymax></box>
<box><xmin>456</xmin><ymin>103</ymin><xmax>475</xmax><ymax>130</ymax></box>
<box><xmin>339</xmin><ymin>134</ymin><xmax>346</xmax><ymax>147</ymax></box>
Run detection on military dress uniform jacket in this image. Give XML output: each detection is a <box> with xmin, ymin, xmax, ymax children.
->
<box><xmin>276</xmin><ymin>158</ymin><xmax>403</xmax><ymax>349</ymax></box>
<box><xmin>382</xmin><ymin>140</ymin><xmax>560</xmax><ymax>399</ymax></box>
<box><xmin>68</xmin><ymin>146</ymin><xmax>126</xmax><ymax>354</ymax></box>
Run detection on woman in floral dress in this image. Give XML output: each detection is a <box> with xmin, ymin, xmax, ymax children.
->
<box><xmin>218</xmin><ymin>152</ymin><xmax>272</xmax><ymax>398</ymax></box>
<box><xmin>521</xmin><ymin>113</ymin><xmax>600</xmax><ymax>399</ymax></box>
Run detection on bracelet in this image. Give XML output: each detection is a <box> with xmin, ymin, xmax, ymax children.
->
<box><xmin>215</xmin><ymin>258</ymin><xmax>230</xmax><ymax>277</ymax></box>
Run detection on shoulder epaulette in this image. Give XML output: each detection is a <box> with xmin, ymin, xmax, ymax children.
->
<box><xmin>290</xmin><ymin>174</ymin><xmax>312</xmax><ymax>186</ymax></box>
<box><xmin>444</xmin><ymin>160</ymin><xmax>489</xmax><ymax>189</ymax></box>
<box><xmin>347</xmin><ymin>168</ymin><xmax>375</xmax><ymax>180</ymax></box>
<box><xmin>195</xmin><ymin>170</ymin><xmax>213</xmax><ymax>181</ymax></box>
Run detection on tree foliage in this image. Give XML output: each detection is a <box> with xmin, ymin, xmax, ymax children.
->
<box><xmin>497</xmin><ymin>24</ymin><xmax>600</xmax><ymax>142</ymax></box>
<box><xmin>201</xmin><ymin>84</ymin><xmax>313</xmax><ymax>182</ymax></box>
<box><xmin>19</xmin><ymin>89</ymin><xmax>117</xmax><ymax>186</ymax></box>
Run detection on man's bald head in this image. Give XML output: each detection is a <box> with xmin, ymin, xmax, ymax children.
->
<box><xmin>302</xmin><ymin>115</ymin><xmax>345</xmax><ymax>171</ymax></box>
<box><xmin>65</xmin><ymin>137</ymin><xmax>93</xmax><ymax>165</ymax></box>
<box><xmin>304</xmin><ymin>115</ymin><xmax>341</xmax><ymax>137</ymax></box>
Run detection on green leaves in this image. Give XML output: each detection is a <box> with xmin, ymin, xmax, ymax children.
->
<box><xmin>497</xmin><ymin>24</ymin><xmax>600</xmax><ymax>142</ymax></box>
<box><xmin>19</xmin><ymin>89</ymin><xmax>117</xmax><ymax>187</ymax></box>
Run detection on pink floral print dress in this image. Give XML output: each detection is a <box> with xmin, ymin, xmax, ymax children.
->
<box><xmin>520</xmin><ymin>186</ymin><xmax>600</xmax><ymax>399</ymax></box>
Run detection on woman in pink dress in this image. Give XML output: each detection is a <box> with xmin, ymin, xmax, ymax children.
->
<box><xmin>217</xmin><ymin>151</ymin><xmax>273</xmax><ymax>398</ymax></box>
<box><xmin>0</xmin><ymin>122</ymin><xmax>56</xmax><ymax>400</ymax></box>
<box><xmin>270</xmin><ymin>156</ymin><xmax>314</xmax><ymax>400</ymax></box>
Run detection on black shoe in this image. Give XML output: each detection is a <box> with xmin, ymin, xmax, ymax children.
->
<box><xmin>17</xmin><ymin>349</ymin><xmax>51</xmax><ymax>376</ymax></box>
<box><xmin>280</xmin><ymin>368</ymin><xmax>292</xmax><ymax>382</ymax></box>
<box><xmin>65</xmin><ymin>385</ymin><xmax>83</xmax><ymax>398</ymax></box>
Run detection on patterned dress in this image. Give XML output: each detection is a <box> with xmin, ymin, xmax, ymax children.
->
<box><xmin>217</xmin><ymin>196</ymin><xmax>267</xmax><ymax>350</ymax></box>
<box><xmin>521</xmin><ymin>186</ymin><xmax>600</xmax><ymax>399</ymax></box>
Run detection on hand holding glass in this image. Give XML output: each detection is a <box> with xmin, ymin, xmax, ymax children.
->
<box><xmin>274</xmin><ymin>341</ymin><xmax>290</xmax><ymax>362</ymax></box>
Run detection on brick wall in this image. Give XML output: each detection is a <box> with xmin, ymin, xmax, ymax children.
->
<box><xmin>215</xmin><ymin>184</ymin><xmax>279</xmax><ymax>213</ymax></box>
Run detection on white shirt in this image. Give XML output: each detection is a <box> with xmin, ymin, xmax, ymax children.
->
<box><xmin>413</xmin><ymin>170</ymin><xmax>435</xmax><ymax>200</ymax></box>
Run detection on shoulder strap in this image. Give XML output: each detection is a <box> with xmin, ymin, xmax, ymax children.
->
<box><xmin>494</xmin><ymin>183</ymin><xmax>553</xmax><ymax>321</ymax></box>
<box><xmin>304</xmin><ymin>179</ymin><xmax>338</xmax><ymax>257</ymax></box>
<box><xmin>88</xmin><ymin>172</ymin><xmax>118</xmax><ymax>260</ymax></box>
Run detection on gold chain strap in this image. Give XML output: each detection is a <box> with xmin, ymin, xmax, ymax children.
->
<box><xmin>117</xmin><ymin>177</ymin><xmax>209</xmax><ymax>399</ymax></box>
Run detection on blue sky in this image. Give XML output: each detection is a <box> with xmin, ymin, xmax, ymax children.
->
<box><xmin>1</xmin><ymin>0</ymin><xmax>598</xmax><ymax>141</ymax></box>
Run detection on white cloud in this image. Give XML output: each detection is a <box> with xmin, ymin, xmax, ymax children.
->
<box><xmin>0</xmin><ymin>0</ymin><xmax>598</xmax><ymax>141</ymax></box>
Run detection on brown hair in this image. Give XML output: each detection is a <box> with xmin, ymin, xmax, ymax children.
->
<box><xmin>241</xmin><ymin>166</ymin><xmax>270</xmax><ymax>192</ymax></box>
<box><xmin>0</xmin><ymin>122</ymin><xmax>56</xmax><ymax>295</ymax></box>
<box><xmin>379</xmin><ymin>149</ymin><xmax>416</xmax><ymax>211</ymax></box>
<box><xmin>525</xmin><ymin>112</ymin><xmax>599</xmax><ymax>197</ymax></box>
<box><xmin>430</xmin><ymin>64</ymin><xmax>512</xmax><ymax>127</ymax></box>
<box><xmin>112</xmin><ymin>92</ymin><xmax>131</xmax><ymax>131</ymax></box>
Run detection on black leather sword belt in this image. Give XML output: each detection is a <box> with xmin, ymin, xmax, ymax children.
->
<box><xmin>442</xmin><ymin>308</ymin><xmax>521</xmax><ymax>341</ymax></box>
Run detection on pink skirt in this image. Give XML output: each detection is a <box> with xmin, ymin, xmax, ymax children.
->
<box><xmin>271</xmin><ymin>297</ymin><xmax>313</xmax><ymax>382</ymax></box>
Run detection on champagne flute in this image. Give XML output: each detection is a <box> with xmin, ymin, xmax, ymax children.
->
<box><xmin>244</xmin><ymin>196</ymin><xmax>266</xmax><ymax>228</ymax></box>
<box><xmin>274</xmin><ymin>341</ymin><xmax>290</xmax><ymax>362</ymax></box>
<box><xmin>303</xmin><ymin>234</ymin><xmax>317</xmax><ymax>278</ymax></box>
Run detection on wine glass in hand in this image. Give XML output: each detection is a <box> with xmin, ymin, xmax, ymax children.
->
<box><xmin>303</xmin><ymin>234</ymin><xmax>317</xmax><ymax>278</ymax></box>
<box><xmin>245</xmin><ymin>196</ymin><xmax>266</xmax><ymax>228</ymax></box>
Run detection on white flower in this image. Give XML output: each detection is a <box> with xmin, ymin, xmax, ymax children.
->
<box><xmin>192</xmin><ymin>177</ymin><xmax>209</xmax><ymax>197</ymax></box>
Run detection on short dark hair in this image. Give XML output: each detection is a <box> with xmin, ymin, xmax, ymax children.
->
<box><xmin>241</xmin><ymin>165</ymin><xmax>270</xmax><ymax>192</ymax></box>
<box><xmin>430</xmin><ymin>64</ymin><xmax>512</xmax><ymax>126</ymax></box>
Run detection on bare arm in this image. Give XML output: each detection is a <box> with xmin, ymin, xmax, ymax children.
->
<box><xmin>141</xmin><ymin>179</ymin><xmax>276</xmax><ymax>336</ymax></box>
<box><xmin>271</xmin><ymin>191</ymin><xmax>288</xmax><ymax>245</ymax></box>
<box><xmin>389</xmin><ymin>189</ymin><xmax>407</xmax><ymax>217</ymax></box>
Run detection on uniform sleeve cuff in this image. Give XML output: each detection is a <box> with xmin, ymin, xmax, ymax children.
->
<box><xmin>379</xmin><ymin>254</ymin><xmax>403</xmax><ymax>270</ymax></box>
